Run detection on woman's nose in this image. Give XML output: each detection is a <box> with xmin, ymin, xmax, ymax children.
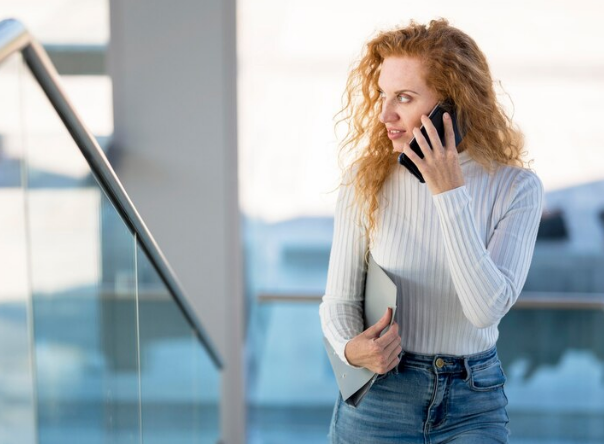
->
<box><xmin>379</xmin><ymin>101</ymin><xmax>398</xmax><ymax>124</ymax></box>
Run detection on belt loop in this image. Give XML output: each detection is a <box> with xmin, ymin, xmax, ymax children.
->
<box><xmin>463</xmin><ymin>357</ymin><xmax>472</xmax><ymax>381</ymax></box>
<box><xmin>394</xmin><ymin>350</ymin><xmax>405</xmax><ymax>375</ymax></box>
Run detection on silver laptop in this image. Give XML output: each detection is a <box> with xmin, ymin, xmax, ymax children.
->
<box><xmin>323</xmin><ymin>252</ymin><xmax>397</xmax><ymax>407</ymax></box>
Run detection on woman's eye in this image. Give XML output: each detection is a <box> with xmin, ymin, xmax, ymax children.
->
<box><xmin>378</xmin><ymin>90</ymin><xmax>410</xmax><ymax>103</ymax></box>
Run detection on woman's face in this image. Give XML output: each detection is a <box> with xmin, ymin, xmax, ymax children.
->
<box><xmin>377</xmin><ymin>56</ymin><xmax>440</xmax><ymax>151</ymax></box>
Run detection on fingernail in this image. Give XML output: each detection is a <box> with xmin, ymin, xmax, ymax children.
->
<box><xmin>444</xmin><ymin>112</ymin><xmax>450</xmax><ymax>120</ymax></box>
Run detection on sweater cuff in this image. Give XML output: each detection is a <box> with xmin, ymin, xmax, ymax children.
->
<box><xmin>431</xmin><ymin>185</ymin><xmax>471</xmax><ymax>218</ymax></box>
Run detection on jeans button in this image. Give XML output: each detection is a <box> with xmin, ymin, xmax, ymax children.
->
<box><xmin>435</xmin><ymin>358</ymin><xmax>445</xmax><ymax>368</ymax></box>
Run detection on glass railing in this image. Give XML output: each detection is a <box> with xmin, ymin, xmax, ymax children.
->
<box><xmin>0</xmin><ymin>18</ymin><xmax>221</xmax><ymax>444</ymax></box>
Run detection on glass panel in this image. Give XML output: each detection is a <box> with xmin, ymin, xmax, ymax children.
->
<box><xmin>18</xmin><ymin>50</ymin><xmax>141</xmax><ymax>443</ymax></box>
<box><xmin>499</xmin><ymin>309</ymin><xmax>604</xmax><ymax>443</ymax></box>
<box><xmin>0</xmin><ymin>53</ymin><xmax>36</xmax><ymax>444</ymax></box>
<box><xmin>504</xmin><ymin>149</ymin><xmax>604</xmax><ymax>441</ymax></box>
<box><xmin>245</xmin><ymin>218</ymin><xmax>336</xmax><ymax>444</ymax></box>
<box><xmin>136</xmin><ymin>242</ymin><xmax>220</xmax><ymax>444</ymax></box>
<box><xmin>247</xmin><ymin>300</ymin><xmax>335</xmax><ymax>444</ymax></box>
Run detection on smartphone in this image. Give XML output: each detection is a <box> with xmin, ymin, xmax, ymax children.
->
<box><xmin>398</xmin><ymin>100</ymin><xmax>465</xmax><ymax>183</ymax></box>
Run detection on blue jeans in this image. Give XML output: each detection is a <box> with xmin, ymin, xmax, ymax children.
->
<box><xmin>328</xmin><ymin>346</ymin><xmax>509</xmax><ymax>443</ymax></box>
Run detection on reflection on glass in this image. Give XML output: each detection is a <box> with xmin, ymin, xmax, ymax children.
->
<box><xmin>0</xmin><ymin>52</ymin><xmax>36</xmax><ymax>444</ymax></box>
<box><xmin>499</xmin><ymin>309</ymin><xmax>604</xmax><ymax>443</ymax></box>
<box><xmin>136</xmin><ymin>242</ymin><xmax>220</xmax><ymax>444</ymax></box>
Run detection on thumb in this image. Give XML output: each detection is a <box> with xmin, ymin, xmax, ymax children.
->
<box><xmin>365</xmin><ymin>307</ymin><xmax>392</xmax><ymax>338</ymax></box>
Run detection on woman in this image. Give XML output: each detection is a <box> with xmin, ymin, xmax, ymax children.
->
<box><xmin>319</xmin><ymin>18</ymin><xmax>544</xmax><ymax>443</ymax></box>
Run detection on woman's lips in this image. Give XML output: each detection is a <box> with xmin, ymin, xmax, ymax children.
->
<box><xmin>387</xmin><ymin>129</ymin><xmax>406</xmax><ymax>140</ymax></box>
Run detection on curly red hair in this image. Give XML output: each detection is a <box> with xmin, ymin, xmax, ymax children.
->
<box><xmin>335</xmin><ymin>18</ymin><xmax>528</xmax><ymax>248</ymax></box>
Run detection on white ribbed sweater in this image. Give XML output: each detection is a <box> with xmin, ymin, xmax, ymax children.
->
<box><xmin>319</xmin><ymin>150</ymin><xmax>544</xmax><ymax>368</ymax></box>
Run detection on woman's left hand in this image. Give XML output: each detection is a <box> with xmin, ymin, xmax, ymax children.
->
<box><xmin>395</xmin><ymin>112</ymin><xmax>464</xmax><ymax>195</ymax></box>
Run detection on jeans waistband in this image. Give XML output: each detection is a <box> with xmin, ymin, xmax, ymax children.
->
<box><xmin>396</xmin><ymin>345</ymin><xmax>499</xmax><ymax>374</ymax></box>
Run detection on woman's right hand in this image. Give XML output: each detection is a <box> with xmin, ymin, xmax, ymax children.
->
<box><xmin>344</xmin><ymin>308</ymin><xmax>402</xmax><ymax>374</ymax></box>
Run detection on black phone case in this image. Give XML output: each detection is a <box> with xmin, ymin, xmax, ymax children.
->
<box><xmin>398</xmin><ymin>101</ymin><xmax>465</xmax><ymax>183</ymax></box>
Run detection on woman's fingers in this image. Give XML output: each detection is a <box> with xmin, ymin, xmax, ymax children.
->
<box><xmin>383</xmin><ymin>332</ymin><xmax>400</xmax><ymax>353</ymax></box>
<box><xmin>402</xmin><ymin>142</ymin><xmax>421</xmax><ymax>165</ymax></box>
<box><xmin>404</xmin><ymin>112</ymin><xmax>464</xmax><ymax>195</ymax></box>
<box><xmin>420</xmin><ymin>114</ymin><xmax>444</xmax><ymax>154</ymax></box>
<box><xmin>374</xmin><ymin>321</ymin><xmax>400</xmax><ymax>347</ymax></box>
<box><xmin>365</xmin><ymin>307</ymin><xmax>393</xmax><ymax>339</ymax></box>
<box><xmin>373</xmin><ymin>342</ymin><xmax>401</xmax><ymax>374</ymax></box>
<box><xmin>443</xmin><ymin>112</ymin><xmax>456</xmax><ymax>151</ymax></box>
<box><xmin>386</xmin><ymin>349</ymin><xmax>402</xmax><ymax>372</ymax></box>
<box><xmin>346</xmin><ymin>322</ymin><xmax>401</xmax><ymax>370</ymax></box>
<box><xmin>411</xmin><ymin>126</ymin><xmax>431</xmax><ymax>160</ymax></box>
<box><xmin>378</xmin><ymin>346</ymin><xmax>402</xmax><ymax>375</ymax></box>
<box><xmin>372</xmin><ymin>323</ymin><xmax>401</xmax><ymax>373</ymax></box>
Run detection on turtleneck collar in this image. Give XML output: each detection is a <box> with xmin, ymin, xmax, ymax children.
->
<box><xmin>458</xmin><ymin>149</ymin><xmax>472</xmax><ymax>165</ymax></box>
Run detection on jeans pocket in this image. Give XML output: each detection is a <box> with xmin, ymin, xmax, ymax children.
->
<box><xmin>467</xmin><ymin>361</ymin><xmax>507</xmax><ymax>392</ymax></box>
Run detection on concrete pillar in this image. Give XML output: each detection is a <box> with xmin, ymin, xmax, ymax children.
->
<box><xmin>107</xmin><ymin>1</ymin><xmax>244</xmax><ymax>442</ymax></box>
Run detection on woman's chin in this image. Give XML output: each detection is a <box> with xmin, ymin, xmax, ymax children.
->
<box><xmin>391</xmin><ymin>140</ymin><xmax>406</xmax><ymax>153</ymax></box>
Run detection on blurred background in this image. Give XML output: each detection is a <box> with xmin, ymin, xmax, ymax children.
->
<box><xmin>1</xmin><ymin>0</ymin><xmax>604</xmax><ymax>443</ymax></box>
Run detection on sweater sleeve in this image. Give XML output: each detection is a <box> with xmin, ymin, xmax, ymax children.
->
<box><xmin>432</xmin><ymin>169</ymin><xmax>544</xmax><ymax>328</ymax></box>
<box><xmin>319</xmin><ymin>175</ymin><xmax>368</xmax><ymax>368</ymax></box>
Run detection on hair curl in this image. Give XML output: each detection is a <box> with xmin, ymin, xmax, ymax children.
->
<box><xmin>335</xmin><ymin>18</ymin><xmax>528</xmax><ymax>250</ymax></box>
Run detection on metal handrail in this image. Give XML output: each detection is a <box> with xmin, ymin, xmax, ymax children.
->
<box><xmin>257</xmin><ymin>291</ymin><xmax>604</xmax><ymax>310</ymax></box>
<box><xmin>0</xmin><ymin>18</ymin><xmax>223</xmax><ymax>368</ymax></box>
